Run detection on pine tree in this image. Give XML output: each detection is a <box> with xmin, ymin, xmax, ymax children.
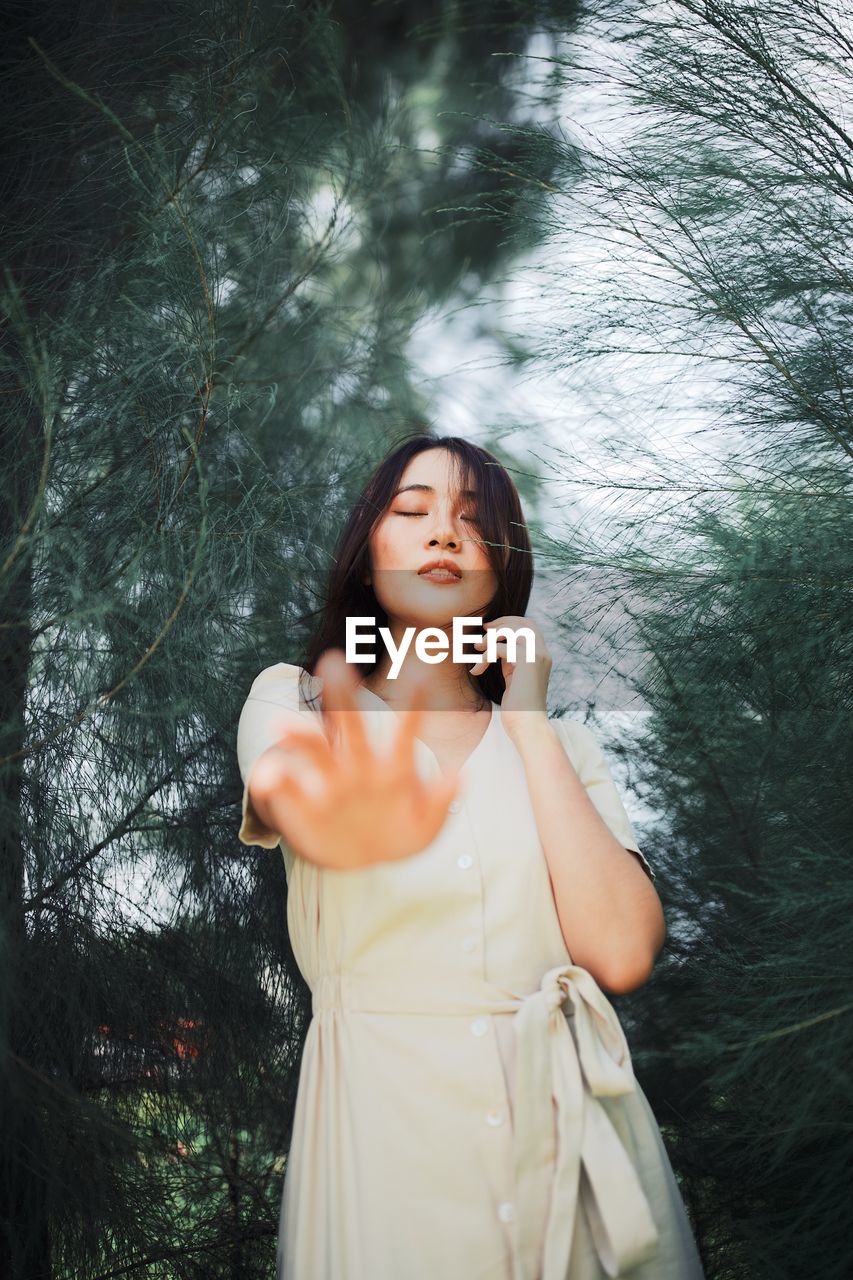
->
<box><xmin>0</xmin><ymin>1</ymin><xmax>578</xmax><ymax>1274</ymax></box>
<box><xmin>496</xmin><ymin>2</ymin><xmax>853</xmax><ymax>1275</ymax></box>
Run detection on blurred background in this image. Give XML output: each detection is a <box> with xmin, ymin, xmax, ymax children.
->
<box><xmin>1</xmin><ymin>0</ymin><xmax>851</xmax><ymax>1275</ymax></box>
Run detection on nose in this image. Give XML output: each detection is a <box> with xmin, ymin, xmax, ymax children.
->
<box><xmin>427</xmin><ymin>512</ymin><xmax>461</xmax><ymax>549</ymax></box>
<box><xmin>426</xmin><ymin>495</ymin><xmax>468</xmax><ymax>550</ymax></box>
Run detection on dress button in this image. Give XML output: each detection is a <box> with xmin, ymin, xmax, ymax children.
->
<box><xmin>462</xmin><ymin>935</ymin><xmax>477</xmax><ymax>952</ymax></box>
<box><xmin>498</xmin><ymin>1202</ymin><xmax>515</xmax><ymax>1223</ymax></box>
<box><xmin>448</xmin><ymin>800</ymin><xmax>461</xmax><ymax>814</ymax></box>
<box><xmin>457</xmin><ymin>854</ymin><xmax>473</xmax><ymax>869</ymax></box>
<box><xmin>470</xmin><ymin>1018</ymin><xmax>488</xmax><ymax>1037</ymax></box>
<box><xmin>486</xmin><ymin>1109</ymin><xmax>504</xmax><ymax>1127</ymax></box>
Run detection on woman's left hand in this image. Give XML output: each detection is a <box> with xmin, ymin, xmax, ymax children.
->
<box><xmin>470</xmin><ymin>615</ymin><xmax>552</xmax><ymax>741</ymax></box>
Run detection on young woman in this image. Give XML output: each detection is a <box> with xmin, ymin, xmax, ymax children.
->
<box><xmin>236</xmin><ymin>436</ymin><xmax>705</xmax><ymax>1279</ymax></box>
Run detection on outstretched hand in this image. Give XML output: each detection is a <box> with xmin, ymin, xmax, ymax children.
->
<box><xmin>247</xmin><ymin>649</ymin><xmax>461</xmax><ymax>870</ymax></box>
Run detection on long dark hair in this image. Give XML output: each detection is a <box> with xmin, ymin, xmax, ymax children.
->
<box><xmin>298</xmin><ymin>433</ymin><xmax>534</xmax><ymax>707</ymax></box>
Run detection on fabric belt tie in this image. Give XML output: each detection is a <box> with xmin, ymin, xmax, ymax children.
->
<box><xmin>311</xmin><ymin>964</ymin><xmax>659</xmax><ymax>1279</ymax></box>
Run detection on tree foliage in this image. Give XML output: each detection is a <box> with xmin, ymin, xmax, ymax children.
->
<box><xmin>503</xmin><ymin>3</ymin><xmax>853</xmax><ymax>1276</ymax></box>
<box><xmin>0</xmin><ymin>0</ymin><xmax>577</xmax><ymax>1274</ymax></box>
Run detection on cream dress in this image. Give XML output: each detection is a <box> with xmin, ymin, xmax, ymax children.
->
<box><xmin>236</xmin><ymin>662</ymin><xmax>705</xmax><ymax>1280</ymax></box>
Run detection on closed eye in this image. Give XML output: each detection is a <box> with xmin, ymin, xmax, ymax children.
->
<box><xmin>395</xmin><ymin>511</ymin><xmax>477</xmax><ymax>521</ymax></box>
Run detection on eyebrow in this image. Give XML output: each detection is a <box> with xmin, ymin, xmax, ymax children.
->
<box><xmin>392</xmin><ymin>483</ymin><xmax>477</xmax><ymax>500</ymax></box>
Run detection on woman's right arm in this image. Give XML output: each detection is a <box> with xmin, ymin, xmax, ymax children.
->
<box><xmin>238</xmin><ymin>651</ymin><xmax>460</xmax><ymax>870</ymax></box>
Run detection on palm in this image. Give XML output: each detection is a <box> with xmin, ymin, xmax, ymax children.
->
<box><xmin>255</xmin><ymin>652</ymin><xmax>459</xmax><ymax>870</ymax></box>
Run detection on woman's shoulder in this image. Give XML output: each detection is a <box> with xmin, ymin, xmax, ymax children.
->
<box><xmin>548</xmin><ymin>714</ymin><xmax>597</xmax><ymax>753</ymax></box>
<box><xmin>547</xmin><ymin>714</ymin><xmax>626</xmax><ymax>776</ymax></box>
<box><xmin>243</xmin><ymin>661</ymin><xmax>322</xmax><ymax>710</ymax></box>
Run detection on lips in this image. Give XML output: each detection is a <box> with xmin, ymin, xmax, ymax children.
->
<box><xmin>418</xmin><ymin>559</ymin><xmax>462</xmax><ymax>579</ymax></box>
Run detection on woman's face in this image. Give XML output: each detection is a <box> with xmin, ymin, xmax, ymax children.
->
<box><xmin>366</xmin><ymin>447</ymin><xmax>498</xmax><ymax>632</ymax></box>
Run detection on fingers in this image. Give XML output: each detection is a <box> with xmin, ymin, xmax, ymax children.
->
<box><xmin>405</xmin><ymin>770</ymin><xmax>462</xmax><ymax>847</ymax></box>
<box><xmin>274</xmin><ymin>725</ymin><xmax>332</xmax><ymax>768</ymax></box>
<box><xmin>316</xmin><ymin>649</ymin><xmax>371</xmax><ymax>762</ymax></box>
<box><xmin>388</xmin><ymin>673</ymin><xmax>430</xmax><ymax>768</ymax></box>
<box><xmin>470</xmin><ymin>637</ymin><xmax>515</xmax><ymax>677</ymax></box>
<box><xmin>249</xmin><ymin>730</ymin><xmax>332</xmax><ymax>810</ymax></box>
<box><xmin>266</xmin><ymin>772</ymin><xmax>322</xmax><ymax>850</ymax></box>
<box><xmin>429</xmin><ymin>771</ymin><xmax>461</xmax><ymax>817</ymax></box>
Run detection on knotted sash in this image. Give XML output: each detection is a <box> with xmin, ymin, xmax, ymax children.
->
<box><xmin>312</xmin><ymin>963</ymin><xmax>659</xmax><ymax>1279</ymax></box>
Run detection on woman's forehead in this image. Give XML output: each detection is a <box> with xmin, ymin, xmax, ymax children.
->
<box><xmin>397</xmin><ymin>451</ymin><xmax>476</xmax><ymax>497</ymax></box>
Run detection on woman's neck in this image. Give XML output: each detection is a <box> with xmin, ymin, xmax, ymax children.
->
<box><xmin>361</xmin><ymin>657</ymin><xmax>486</xmax><ymax>714</ymax></box>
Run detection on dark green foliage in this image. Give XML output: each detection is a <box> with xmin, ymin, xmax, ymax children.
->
<box><xmin>526</xmin><ymin>3</ymin><xmax>853</xmax><ymax>1276</ymax></box>
<box><xmin>0</xmin><ymin>0</ymin><xmax>576</xmax><ymax>1275</ymax></box>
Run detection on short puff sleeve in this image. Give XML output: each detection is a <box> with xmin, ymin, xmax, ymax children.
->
<box><xmin>235</xmin><ymin>662</ymin><xmax>321</xmax><ymax>848</ymax></box>
<box><xmin>552</xmin><ymin>717</ymin><xmax>656</xmax><ymax>882</ymax></box>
